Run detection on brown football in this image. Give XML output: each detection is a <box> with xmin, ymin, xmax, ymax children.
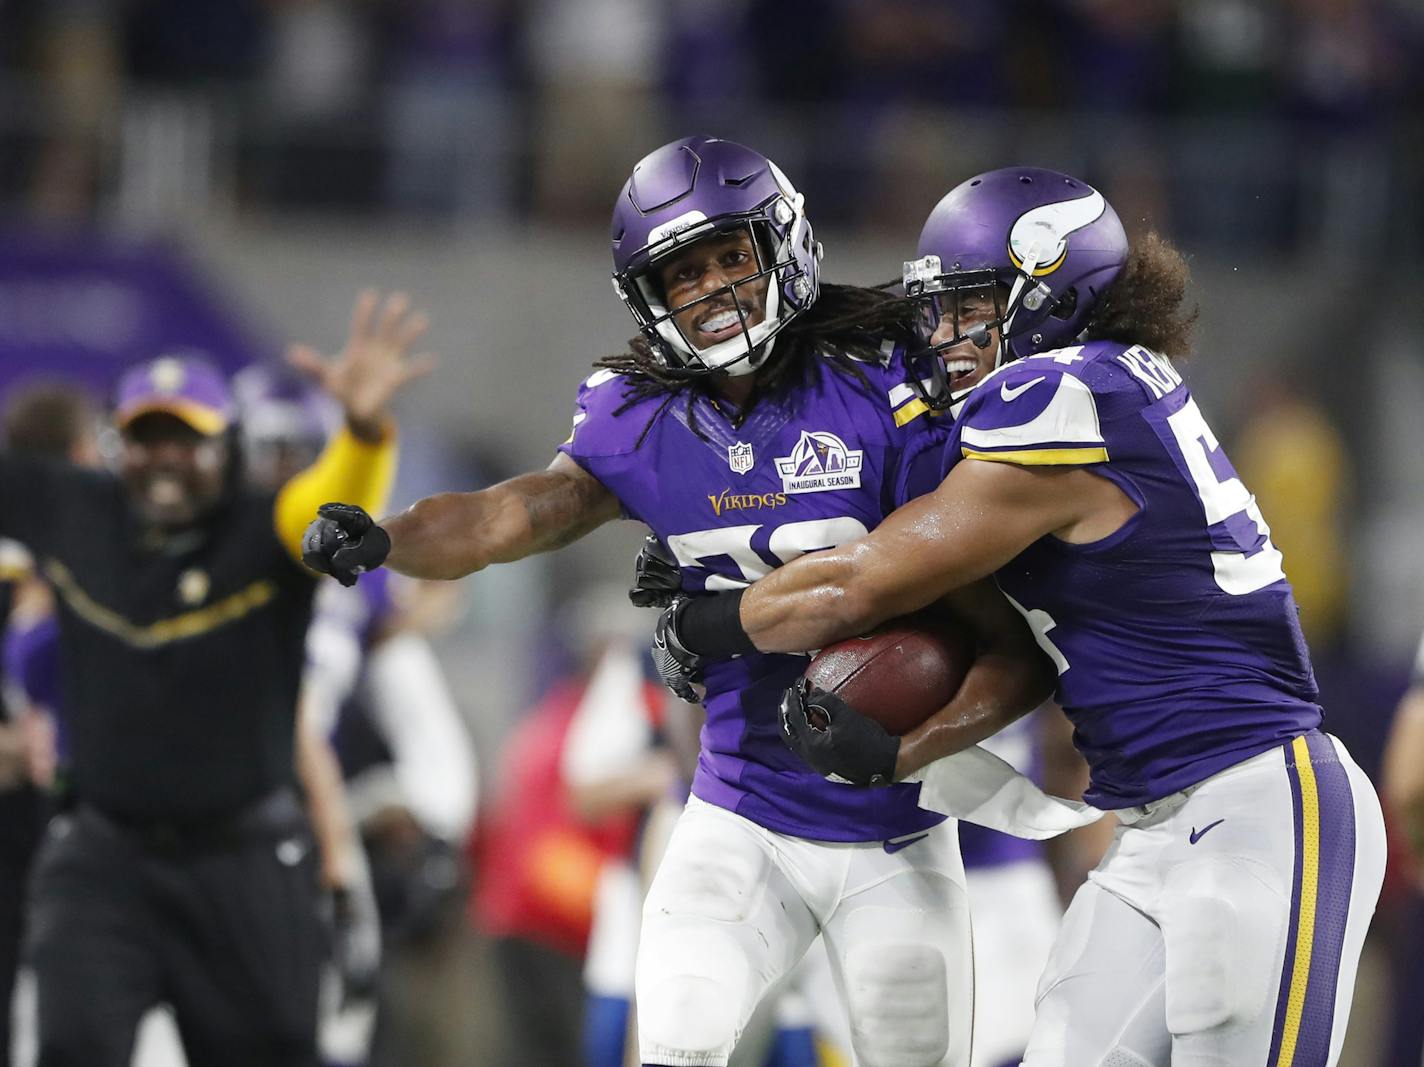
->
<box><xmin>803</xmin><ymin>614</ymin><xmax>976</xmax><ymax>736</ymax></box>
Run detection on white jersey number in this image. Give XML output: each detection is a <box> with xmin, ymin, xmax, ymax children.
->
<box><xmin>1165</xmin><ymin>398</ymin><xmax>1285</xmax><ymax>595</ymax></box>
<box><xmin>667</xmin><ymin>517</ymin><xmax>870</xmax><ymax>590</ymax></box>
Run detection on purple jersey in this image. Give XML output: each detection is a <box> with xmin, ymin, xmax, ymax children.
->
<box><xmin>3</xmin><ymin>615</ymin><xmax>68</xmax><ymax>759</ymax></box>
<box><xmin>918</xmin><ymin>341</ymin><xmax>1320</xmax><ymax>809</ymax></box>
<box><xmin>560</xmin><ymin>348</ymin><xmax>948</xmax><ymax>842</ymax></box>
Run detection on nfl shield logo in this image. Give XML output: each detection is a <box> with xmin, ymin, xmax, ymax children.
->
<box><xmin>728</xmin><ymin>442</ymin><xmax>754</xmax><ymax>475</ymax></box>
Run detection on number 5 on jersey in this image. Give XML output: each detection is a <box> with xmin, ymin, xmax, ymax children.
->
<box><xmin>1165</xmin><ymin>398</ymin><xmax>1285</xmax><ymax>595</ymax></box>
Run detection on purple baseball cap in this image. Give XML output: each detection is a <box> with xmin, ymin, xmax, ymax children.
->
<box><xmin>113</xmin><ymin>354</ymin><xmax>235</xmax><ymax>437</ymax></box>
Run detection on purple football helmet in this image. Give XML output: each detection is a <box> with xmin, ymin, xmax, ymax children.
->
<box><xmin>611</xmin><ymin>136</ymin><xmax>822</xmax><ymax>377</ymax></box>
<box><xmin>903</xmin><ymin>167</ymin><xmax>1128</xmax><ymax>408</ymax></box>
<box><xmin>232</xmin><ymin>363</ymin><xmax>339</xmax><ymax>488</ymax></box>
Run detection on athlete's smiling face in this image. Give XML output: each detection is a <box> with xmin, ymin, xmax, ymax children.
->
<box><xmin>120</xmin><ymin>413</ymin><xmax>229</xmax><ymax>528</ymax></box>
<box><xmin>925</xmin><ymin>284</ymin><xmax>1005</xmax><ymax>394</ymax></box>
<box><xmin>656</xmin><ymin>229</ymin><xmax>769</xmax><ymax>352</ymax></box>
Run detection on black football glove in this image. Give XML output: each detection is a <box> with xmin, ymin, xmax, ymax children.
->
<box><xmin>629</xmin><ymin>534</ymin><xmax>683</xmax><ymax>608</ymax></box>
<box><xmin>651</xmin><ymin>598</ymin><xmax>705</xmax><ymax>704</ymax></box>
<box><xmin>780</xmin><ymin>679</ymin><xmax>899</xmax><ymax>787</ymax></box>
<box><xmin>302</xmin><ymin>503</ymin><xmax>391</xmax><ymax>587</ymax></box>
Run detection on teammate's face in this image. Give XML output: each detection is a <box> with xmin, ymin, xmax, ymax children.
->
<box><xmin>927</xmin><ymin>284</ymin><xmax>1004</xmax><ymax>393</ymax></box>
<box><xmin>656</xmin><ymin>229</ymin><xmax>769</xmax><ymax>352</ymax></box>
<box><xmin>120</xmin><ymin>413</ymin><xmax>229</xmax><ymax>528</ymax></box>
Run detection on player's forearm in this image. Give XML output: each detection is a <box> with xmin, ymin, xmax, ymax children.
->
<box><xmin>740</xmin><ymin>544</ymin><xmax>900</xmax><ymax>653</ymax></box>
<box><xmin>1383</xmin><ymin>689</ymin><xmax>1424</xmax><ymax>862</ymax></box>
<box><xmin>381</xmin><ymin>487</ymin><xmax>527</xmax><ymax>580</ymax></box>
<box><xmin>295</xmin><ymin>708</ymin><xmax>360</xmax><ymax>890</ymax></box>
<box><xmin>896</xmin><ymin>645</ymin><xmax>1056</xmax><ymax>778</ymax></box>
<box><xmin>383</xmin><ymin>468</ymin><xmax>618</xmax><ymax>580</ymax></box>
<box><xmin>739</xmin><ymin>476</ymin><xmax>1028</xmax><ymax>654</ymax></box>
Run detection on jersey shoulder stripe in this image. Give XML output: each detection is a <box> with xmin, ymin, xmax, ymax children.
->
<box><xmin>959</xmin><ymin>364</ymin><xmax>1107</xmax><ymax>466</ymax></box>
<box><xmin>874</xmin><ymin>342</ymin><xmax>936</xmax><ymax>429</ymax></box>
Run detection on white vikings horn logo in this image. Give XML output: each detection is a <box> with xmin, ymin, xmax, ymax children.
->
<box><xmin>1007</xmin><ymin>190</ymin><xmax>1106</xmax><ymax>277</ymax></box>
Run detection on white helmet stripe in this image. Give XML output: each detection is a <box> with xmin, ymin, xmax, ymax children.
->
<box><xmin>1008</xmin><ymin>190</ymin><xmax>1106</xmax><ymax>276</ymax></box>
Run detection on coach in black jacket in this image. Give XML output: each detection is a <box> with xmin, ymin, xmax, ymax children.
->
<box><xmin>2</xmin><ymin>291</ymin><xmax>429</xmax><ymax>1067</ymax></box>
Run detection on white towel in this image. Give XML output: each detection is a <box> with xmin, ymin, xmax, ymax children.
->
<box><xmin>906</xmin><ymin>744</ymin><xmax>1103</xmax><ymax>839</ymax></box>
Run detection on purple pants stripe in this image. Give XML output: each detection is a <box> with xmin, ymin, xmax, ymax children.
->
<box><xmin>1267</xmin><ymin>732</ymin><xmax>1357</xmax><ymax>1067</ymax></box>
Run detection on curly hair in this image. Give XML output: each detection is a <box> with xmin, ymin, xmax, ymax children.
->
<box><xmin>1082</xmin><ymin>231</ymin><xmax>1199</xmax><ymax>360</ymax></box>
<box><xmin>593</xmin><ymin>282</ymin><xmax>916</xmax><ymax>443</ymax></box>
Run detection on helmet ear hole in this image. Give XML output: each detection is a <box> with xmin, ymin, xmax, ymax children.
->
<box><xmin>1051</xmin><ymin>287</ymin><xmax>1078</xmax><ymax>320</ymax></box>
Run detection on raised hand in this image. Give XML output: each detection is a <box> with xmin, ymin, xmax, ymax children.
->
<box><xmin>287</xmin><ymin>289</ymin><xmax>436</xmax><ymax>441</ymax></box>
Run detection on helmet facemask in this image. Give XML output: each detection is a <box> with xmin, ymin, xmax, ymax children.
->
<box><xmin>902</xmin><ymin>247</ymin><xmax>1067</xmax><ymax>412</ymax></box>
<box><xmin>615</xmin><ymin>202</ymin><xmax>818</xmax><ymax>378</ymax></box>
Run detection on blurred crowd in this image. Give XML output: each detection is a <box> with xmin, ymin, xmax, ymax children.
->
<box><xmin>0</xmin><ymin>0</ymin><xmax>1421</xmax><ymax>250</ymax></box>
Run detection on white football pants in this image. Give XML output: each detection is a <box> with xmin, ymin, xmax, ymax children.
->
<box><xmin>1024</xmin><ymin>732</ymin><xmax>1385</xmax><ymax>1067</ymax></box>
<box><xmin>636</xmin><ymin>795</ymin><xmax>972</xmax><ymax>1067</ymax></box>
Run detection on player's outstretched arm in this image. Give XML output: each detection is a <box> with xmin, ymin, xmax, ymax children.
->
<box><xmin>379</xmin><ymin>453</ymin><xmax>622</xmax><ymax>581</ymax></box>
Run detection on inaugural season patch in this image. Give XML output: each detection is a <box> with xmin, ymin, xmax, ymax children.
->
<box><xmin>775</xmin><ymin>431</ymin><xmax>862</xmax><ymax>494</ymax></box>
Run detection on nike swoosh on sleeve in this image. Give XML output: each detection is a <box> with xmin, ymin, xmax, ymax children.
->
<box><xmin>1000</xmin><ymin>376</ymin><xmax>1046</xmax><ymax>402</ymax></box>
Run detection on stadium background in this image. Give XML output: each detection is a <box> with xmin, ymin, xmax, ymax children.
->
<box><xmin>1</xmin><ymin>1</ymin><xmax>1422</xmax><ymax>1064</ymax></box>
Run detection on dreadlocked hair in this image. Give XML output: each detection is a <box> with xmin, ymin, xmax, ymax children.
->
<box><xmin>1082</xmin><ymin>231</ymin><xmax>1199</xmax><ymax>360</ymax></box>
<box><xmin>593</xmin><ymin>282</ymin><xmax>917</xmax><ymax>445</ymax></box>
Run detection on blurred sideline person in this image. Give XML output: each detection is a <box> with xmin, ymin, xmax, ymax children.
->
<box><xmin>0</xmin><ymin>379</ymin><xmax>382</xmax><ymax>1067</ymax></box>
<box><xmin>556</xmin><ymin>587</ymin><xmax>678</xmax><ymax>1067</ymax></box>
<box><xmin>0</xmin><ymin>291</ymin><xmax>430</xmax><ymax>1067</ymax></box>
<box><xmin>237</xmin><ymin>366</ymin><xmax>477</xmax><ymax>853</ymax></box>
<box><xmin>560</xmin><ymin>591</ymin><xmax>825</xmax><ymax>1067</ymax></box>
<box><xmin>305</xmin><ymin>136</ymin><xmax>1088</xmax><ymax>1067</ymax></box>
<box><xmin>0</xmin><ymin>382</ymin><xmax>101</xmax><ymax>1067</ymax></box>
<box><xmin>470</xmin><ymin>620</ymin><xmax>664</xmax><ymax>1067</ymax></box>
<box><xmin>237</xmin><ymin>365</ymin><xmax>477</xmax><ymax>1067</ymax></box>
<box><xmin>665</xmin><ymin>167</ymin><xmax>1386</xmax><ymax>1067</ymax></box>
<box><xmin>1382</xmin><ymin>627</ymin><xmax>1424</xmax><ymax>1066</ymax></box>
<box><xmin>1384</xmin><ymin>630</ymin><xmax>1424</xmax><ymax>869</ymax></box>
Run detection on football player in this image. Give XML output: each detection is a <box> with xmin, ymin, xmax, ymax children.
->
<box><xmin>302</xmin><ymin>137</ymin><xmax>1083</xmax><ymax>1067</ymax></box>
<box><xmin>658</xmin><ymin>167</ymin><xmax>1387</xmax><ymax>1067</ymax></box>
